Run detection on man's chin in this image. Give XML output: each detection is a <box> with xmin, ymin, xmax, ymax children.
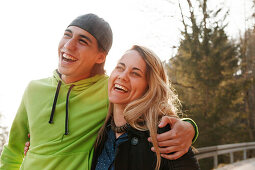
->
<box><xmin>57</xmin><ymin>67</ymin><xmax>70</xmax><ymax>76</ymax></box>
<box><xmin>57</xmin><ymin>67</ymin><xmax>63</xmax><ymax>75</ymax></box>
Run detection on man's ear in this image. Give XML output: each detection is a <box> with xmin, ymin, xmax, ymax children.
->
<box><xmin>96</xmin><ymin>52</ymin><xmax>106</xmax><ymax>64</ymax></box>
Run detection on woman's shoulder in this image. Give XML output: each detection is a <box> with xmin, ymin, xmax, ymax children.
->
<box><xmin>127</xmin><ymin>123</ymin><xmax>171</xmax><ymax>135</ymax></box>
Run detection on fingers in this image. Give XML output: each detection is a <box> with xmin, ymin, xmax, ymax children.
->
<box><xmin>24</xmin><ymin>143</ymin><xmax>30</xmax><ymax>156</ymax></box>
<box><xmin>148</xmin><ymin>116</ymin><xmax>180</xmax><ymax>142</ymax></box>
<box><xmin>147</xmin><ymin>133</ymin><xmax>173</xmax><ymax>143</ymax></box>
<box><xmin>24</xmin><ymin>146</ymin><xmax>29</xmax><ymax>155</ymax></box>
<box><xmin>24</xmin><ymin>134</ymin><xmax>30</xmax><ymax>156</ymax></box>
<box><xmin>25</xmin><ymin>141</ymin><xmax>30</xmax><ymax>147</ymax></box>
<box><xmin>151</xmin><ymin>145</ymin><xmax>188</xmax><ymax>160</ymax></box>
<box><xmin>24</xmin><ymin>142</ymin><xmax>30</xmax><ymax>155</ymax></box>
<box><xmin>161</xmin><ymin>151</ymin><xmax>186</xmax><ymax>160</ymax></box>
<box><xmin>151</xmin><ymin>145</ymin><xmax>178</xmax><ymax>154</ymax></box>
<box><xmin>157</xmin><ymin>138</ymin><xmax>181</xmax><ymax>147</ymax></box>
<box><xmin>148</xmin><ymin>117</ymin><xmax>193</xmax><ymax>160</ymax></box>
<box><xmin>156</xmin><ymin>130</ymin><xmax>177</xmax><ymax>142</ymax></box>
<box><xmin>159</xmin><ymin>116</ymin><xmax>178</xmax><ymax>128</ymax></box>
<box><xmin>157</xmin><ymin>132</ymin><xmax>171</xmax><ymax>142</ymax></box>
<box><xmin>24</xmin><ymin>146</ymin><xmax>29</xmax><ymax>152</ymax></box>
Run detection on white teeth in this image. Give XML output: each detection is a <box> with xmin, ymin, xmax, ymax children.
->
<box><xmin>114</xmin><ymin>84</ymin><xmax>128</xmax><ymax>92</ymax></box>
<box><xmin>63</xmin><ymin>53</ymin><xmax>77</xmax><ymax>61</ymax></box>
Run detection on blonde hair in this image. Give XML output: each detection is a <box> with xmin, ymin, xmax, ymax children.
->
<box><xmin>96</xmin><ymin>45</ymin><xmax>181</xmax><ymax>170</ymax></box>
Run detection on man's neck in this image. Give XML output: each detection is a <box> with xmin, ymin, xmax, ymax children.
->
<box><xmin>61</xmin><ymin>74</ymin><xmax>91</xmax><ymax>84</ymax></box>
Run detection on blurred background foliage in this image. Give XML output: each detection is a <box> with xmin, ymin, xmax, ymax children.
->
<box><xmin>166</xmin><ymin>0</ymin><xmax>255</xmax><ymax>169</ymax></box>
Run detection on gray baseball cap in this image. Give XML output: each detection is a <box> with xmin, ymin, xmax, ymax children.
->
<box><xmin>69</xmin><ymin>13</ymin><xmax>113</xmax><ymax>54</ymax></box>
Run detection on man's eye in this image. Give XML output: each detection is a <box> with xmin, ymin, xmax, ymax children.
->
<box><xmin>64</xmin><ymin>33</ymin><xmax>71</xmax><ymax>37</ymax></box>
<box><xmin>79</xmin><ymin>39</ymin><xmax>88</xmax><ymax>45</ymax></box>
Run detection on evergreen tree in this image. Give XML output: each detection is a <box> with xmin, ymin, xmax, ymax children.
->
<box><xmin>168</xmin><ymin>0</ymin><xmax>245</xmax><ymax>147</ymax></box>
<box><xmin>239</xmin><ymin>27</ymin><xmax>255</xmax><ymax>142</ymax></box>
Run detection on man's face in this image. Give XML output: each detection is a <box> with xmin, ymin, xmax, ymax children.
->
<box><xmin>58</xmin><ymin>26</ymin><xmax>106</xmax><ymax>83</ymax></box>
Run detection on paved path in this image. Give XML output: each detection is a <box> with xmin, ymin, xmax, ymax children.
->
<box><xmin>216</xmin><ymin>158</ymin><xmax>255</xmax><ymax>170</ymax></box>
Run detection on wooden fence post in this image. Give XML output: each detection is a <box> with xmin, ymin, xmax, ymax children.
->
<box><xmin>214</xmin><ymin>154</ymin><xmax>218</xmax><ymax>168</ymax></box>
<box><xmin>243</xmin><ymin>149</ymin><xmax>247</xmax><ymax>160</ymax></box>
<box><xmin>230</xmin><ymin>152</ymin><xmax>234</xmax><ymax>163</ymax></box>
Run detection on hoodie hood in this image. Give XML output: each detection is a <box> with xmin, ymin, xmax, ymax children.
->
<box><xmin>50</xmin><ymin>70</ymin><xmax>108</xmax><ymax>135</ymax></box>
<box><xmin>53</xmin><ymin>70</ymin><xmax>108</xmax><ymax>92</ymax></box>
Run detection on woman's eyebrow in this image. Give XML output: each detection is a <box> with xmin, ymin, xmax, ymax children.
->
<box><xmin>118</xmin><ymin>62</ymin><xmax>126</xmax><ymax>67</ymax></box>
<box><xmin>119</xmin><ymin>62</ymin><xmax>144</xmax><ymax>73</ymax></box>
<box><xmin>133</xmin><ymin>67</ymin><xmax>144</xmax><ymax>73</ymax></box>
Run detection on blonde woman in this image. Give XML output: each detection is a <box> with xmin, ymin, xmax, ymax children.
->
<box><xmin>92</xmin><ymin>45</ymin><xmax>200</xmax><ymax>170</ymax></box>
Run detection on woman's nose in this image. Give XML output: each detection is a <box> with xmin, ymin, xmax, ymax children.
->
<box><xmin>118</xmin><ymin>71</ymin><xmax>128</xmax><ymax>81</ymax></box>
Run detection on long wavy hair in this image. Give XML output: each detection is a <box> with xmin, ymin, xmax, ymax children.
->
<box><xmin>95</xmin><ymin>45</ymin><xmax>181</xmax><ymax>170</ymax></box>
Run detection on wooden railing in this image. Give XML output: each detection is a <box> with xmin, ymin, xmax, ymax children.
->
<box><xmin>195</xmin><ymin>142</ymin><xmax>255</xmax><ymax>168</ymax></box>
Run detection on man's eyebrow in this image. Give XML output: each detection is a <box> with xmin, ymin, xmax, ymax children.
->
<box><xmin>80</xmin><ymin>35</ymin><xmax>92</xmax><ymax>43</ymax></box>
<box><xmin>65</xmin><ymin>29</ymin><xmax>72</xmax><ymax>33</ymax></box>
<box><xmin>64</xmin><ymin>29</ymin><xmax>92</xmax><ymax>43</ymax></box>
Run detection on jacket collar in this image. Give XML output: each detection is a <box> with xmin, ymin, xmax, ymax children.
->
<box><xmin>106</xmin><ymin>118</ymin><xmax>150</xmax><ymax>138</ymax></box>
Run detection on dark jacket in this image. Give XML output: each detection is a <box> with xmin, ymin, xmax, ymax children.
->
<box><xmin>91</xmin><ymin>121</ymin><xmax>200</xmax><ymax>170</ymax></box>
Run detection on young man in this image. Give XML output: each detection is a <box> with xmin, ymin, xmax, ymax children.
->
<box><xmin>0</xmin><ymin>14</ymin><xmax>198</xmax><ymax>170</ymax></box>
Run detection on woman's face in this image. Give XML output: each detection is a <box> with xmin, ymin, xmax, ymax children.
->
<box><xmin>108</xmin><ymin>50</ymin><xmax>148</xmax><ymax>105</ymax></box>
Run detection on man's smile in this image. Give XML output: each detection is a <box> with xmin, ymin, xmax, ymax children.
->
<box><xmin>62</xmin><ymin>53</ymin><xmax>78</xmax><ymax>62</ymax></box>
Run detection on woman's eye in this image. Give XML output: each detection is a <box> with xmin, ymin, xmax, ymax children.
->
<box><xmin>116</xmin><ymin>66</ymin><xmax>124</xmax><ymax>71</ymax></box>
<box><xmin>132</xmin><ymin>72</ymin><xmax>141</xmax><ymax>77</ymax></box>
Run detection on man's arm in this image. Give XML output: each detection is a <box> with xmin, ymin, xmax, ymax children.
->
<box><xmin>0</xmin><ymin>97</ymin><xmax>29</xmax><ymax>170</ymax></box>
<box><xmin>148</xmin><ymin>116</ymin><xmax>198</xmax><ymax>160</ymax></box>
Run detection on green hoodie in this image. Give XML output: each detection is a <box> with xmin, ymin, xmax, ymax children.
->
<box><xmin>0</xmin><ymin>71</ymin><xmax>109</xmax><ymax>170</ymax></box>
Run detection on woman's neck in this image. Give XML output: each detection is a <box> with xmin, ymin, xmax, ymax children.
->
<box><xmin>113</xmin><ymin>104</ymin><xmax>126</xmax><ymax>126</ymax></box>
<box><xmin>113</xmin><ymin>104</ymin><xmax>127</xmax><ymax>138</ymax></box>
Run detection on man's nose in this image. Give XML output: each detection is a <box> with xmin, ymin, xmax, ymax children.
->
<box><xmin>64</xmin><ymin>38</ymin><xmax>76</xmax><ymax>50</ymax></box>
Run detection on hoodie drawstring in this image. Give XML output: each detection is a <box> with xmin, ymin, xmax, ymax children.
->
<box><xmin>65</xmin><ymin>84</ymin><xmax>75</xmax><ymax>135</ymax></box>
<box><xmin>49</xmin><ymin>80</ymin><xmax>75</xmax><ymax>135</ymax></box>
<box><xmin>49</xmin><ymin>81</ymin><xmax>62</xmax><ymax>124</ymax></box>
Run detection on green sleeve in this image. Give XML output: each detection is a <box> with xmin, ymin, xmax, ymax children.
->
<box><xmin>0</xmin><ymin>93</ymin><xmax>29</xmax><ymax>170</ymax></box>
<box><xmin>181</xmin><ymin>118</ymin><xmax>199</xmax><ymax>144</ymax></box>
